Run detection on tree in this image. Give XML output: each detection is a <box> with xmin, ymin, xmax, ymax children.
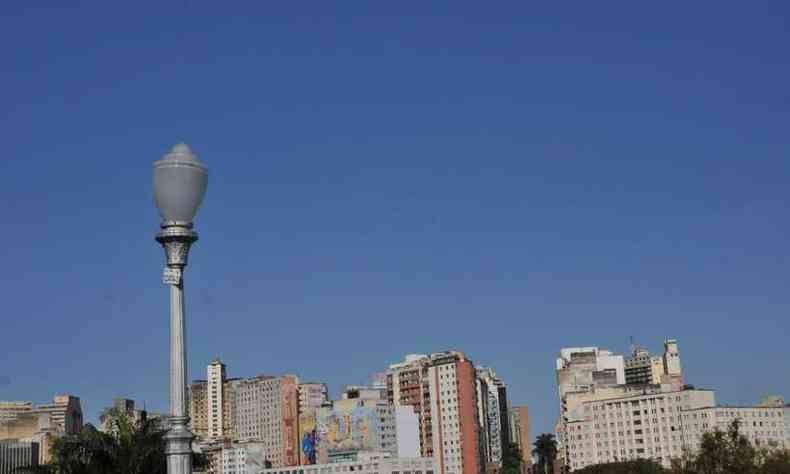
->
<box><xmin>575</xmin><ymin>459</ymin><xmax>668</xmax><ymax>474</ymax></box>
<box><xmin>532</xmin><ymin>433</ymin><xmax>558</xmax><ymax>474</ymax></box>
<box><xmin>502</xmin><ymin>442</ymin><xmax>523</xmax><ymax>474</ymax></box>
<box><xmin>687</xmin><ymin>418</ymin><xmax>757</xmax><ymax>474</ymax></box>
<box><xmin>670</xmin><ymin>419</ymin><xmax>790</xmax><ymax>474</ymax></box>
<box><xmin>16</xmin><ymin>409</ymin><xmax>207</xmax><ymax>474</ymax></box>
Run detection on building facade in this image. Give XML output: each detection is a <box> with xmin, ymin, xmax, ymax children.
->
<box><xmin>0</xmin><ymin>394</ymin><xmax>82</xmax><ymax>465</ymax></box>
<box><xmin>231</xmin><ymin>374</ymin><xmax>300</xmax><ymax>467</ymax></box>
<box><xmin>680</xmin><ymin>405</ymin><xmax>787</xmax><ymax>452</ymax></box>
<box><xmin>0</xmin><ymin>402</ymin><xmax>33</xmax><ymax>423</ymax></box>
<box><xmin>385</xmin><ymin>354</ymin><xmax>434</xmax><ymax>457</ymax></box>
<box><xmin>386</xmin><ymin>352</ymin><xmax>485</xmax><ymax>474</ymax></box>
<box><xmin>189</xmin><ymin>380</ymin><xmax>209</xmax><ymax>439</ymax></box>
<box><xmin>313</xmin><ymin>386</ymin><xmax>399</xmax><ymax>463</ymax></box>
<box><xmin>208</xmin><ymin>358</ymin><xmax>227</xmax><ymax>440</ymax></box>
<box><xmin>556</xmin><ymin>348</ymin><xmax>625</xmax><ymax>401</ymax></box>
<box><xmin>476</xmin><ymin>367</ymin><xmax>509</xmax><ymax>470</ymax></box>
<box><xmin>426</xmin><ymin>352</ymin><xmax>483</xmax><ymax>474</ymax></box>
<box><xmin>260</xmin><ymin>456</ymin><xmax>436</xmax><ymax>474</ymax></box>
<box><xmin>29</xmin><ymin>395</ymin><xmax>82</xmax><ymax>435</ymax></box>
<box><xmin>189</xmin><ymin>359</ymin><xmax>236</xmax><ymax>441</ymax></box>
<box><xmin>624</xmin><ymin>340</ymin><xmax>683</xmax><ymax>389</ymax></box>
<box><xmin>298</xmin><ymin>383</ymin><xmax>329</xmax><ymax>413</ymax></box>
<box><xmin>563</xmin><ymin>388</ymin><xmax>716</xmax><ymax>471</ymax></box>
<box><xmin>0</xmin><ymin>440</ymin><xmax>39</xmax><ymax>474</ymax></box>
<box><xmin>509</xmin><ymin>406</ymin><xmax>531</xmax><ymax>467</ymax></box>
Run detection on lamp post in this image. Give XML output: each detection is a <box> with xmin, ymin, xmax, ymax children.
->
<box><xmin>153</xmin><ymin>143</ymin><xmax>208</xmax><ymax>474</ymax></box>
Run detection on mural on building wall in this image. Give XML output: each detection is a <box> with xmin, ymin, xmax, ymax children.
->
<box><xmin>299</xmin><ymin>410</ymin><xmax>319</xmax><ymax>465</ymax></box>
<box><xmin>281</xmin><ymin>380</ymin><xmax>299</xmax><ymax>466</ymax></box>
<box><xmin>316</xmin><ymin>400</ymin><xmax>379</xmax><ymax>454</ymax></box>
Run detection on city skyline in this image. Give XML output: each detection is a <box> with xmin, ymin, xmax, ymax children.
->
<box><xmin>2</xmin><ymin>1</ymin><xmax>790</xmax><ymax>449</ymax></box>
<box><xmin>3</xmin><ymin>336</ymin><xmax>785</xmax><ymax>441</ymax></box>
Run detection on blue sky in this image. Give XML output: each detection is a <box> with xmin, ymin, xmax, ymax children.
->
<box><xmin>1</xmin><ymin>2</ymin><xmax>789</xmax><ymax>440</ymax></box>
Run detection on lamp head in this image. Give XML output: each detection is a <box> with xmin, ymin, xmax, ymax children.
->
<box><xmin>153</xmin><ymin>143</ymin><xmax>208</xmax><ymax>224</ymax></box>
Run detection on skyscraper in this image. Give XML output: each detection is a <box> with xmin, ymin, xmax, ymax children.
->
<box><xmin>426</xmin><ymin>352</ymin><xmax>483</xmax><ymax>474</ymax></box>
<box><xmin>386</xmin><ymin>352</ymin><xmax>484</xmax><ymax>474</ymax></box>
<box><xmin>208</xmin><ymin>358</ymin><xmax>227</xmax><ymax>440</ymax></box>
<box><xmin>476</xmin><ymin>367</ymin><xmax>509</xmax><ymax>469</ymax></box>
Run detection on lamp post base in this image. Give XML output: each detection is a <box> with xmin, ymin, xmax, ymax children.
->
<box><xmin>165</xmin><ymin>416</ymin><xmax>194</xmax><ymax>474</ymax></box>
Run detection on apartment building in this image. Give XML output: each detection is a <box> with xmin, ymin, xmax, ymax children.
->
<box><xmin>681</xmin><ymin>405</ymin><xmax>787</xmax><ymax>452</ymax></box>
<box><xmin>624</xmin><ymin>340</ymin><xmax>683</xmax><ymax>389</ymax></box>
<box><xmin>189</xmin><ymin>360</ymin><xmax>235</xmax><ymax>441</ymax></box>
<box><xmin>386</xmin><ymin>354</ymin><xmax>434</xmax><ymax>457</ymax></box>
<box><xmin>189</xmin><ymin>360</ymin><xmax>303</xmax><ymax>467</ymax></box>
<box><xmin>476</xmin><ymin>367</ymin><xmax>509</xmax><ymax>469</ymax></box>
<box><xmin>509</xmin><ymin>406</ymin><xmax>531</xmax><ymax>467</ymax></box>
<box><xmin>189</xmin><ymin>380</ymin><xmax>209</xmax><ymax>439</ymax></box>
<box><xmin>427</xmin><ymin>352</ymin><xmax>483</xmax><ymax>474</ymax></box>
<box><xmin>0</xmin><ymin>395</ymin><xmax>82</xmax><ymax>437</ymax></box>
<box><xmin>208</xmin><ymin>358</ymin><xmax>227</xmax><ymax>440</ymax></box>
<box><xmin>231</xmin><ymin>374</ymin><xmax>300</xmax><ymax>467</ymax></box>
<box><xmin>386</xmin><ymin>352</ymin><xmax>485</xmax><ymax>474</ymax></box>
<box><xmin>564</xmin><ymin>388</ymin><xmax>715</xmax><ymax>471</ymax></box>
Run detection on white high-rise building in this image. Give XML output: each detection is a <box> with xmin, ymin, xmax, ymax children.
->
<box><xmin>207</xmin><ymin>358</ymin><xmax>226</xmax><ymax>440</ymax></box>
<box><xmin>476</xmin><ymin>367</ymin><xmax>508</xmax><ymax>469</ymax></box>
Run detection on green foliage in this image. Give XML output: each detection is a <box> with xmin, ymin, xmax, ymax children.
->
<box><xmin>575</xmin><ymin>459</ymin><xmax>668</xmax><ymax>474</ymax></box>
<box><xmin>532</xmin><ymin>433</ymin><xmax>558</xmax><ymax>474</ymax></box>
<box><xmin>15</xmin><ymin>409</ymin><xmax>203</xmax><ymax>474</ymax></box>
<box><xmin>502</xmin><ymin>442</ymin><xmax>523</xmax><ymax>474</ymax></box>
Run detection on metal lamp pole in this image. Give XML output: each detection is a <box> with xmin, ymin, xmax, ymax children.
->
<box><xmin>153</xmin><ymin>143</ymin><xmax>208</xmax><ymax>474</ymax></box>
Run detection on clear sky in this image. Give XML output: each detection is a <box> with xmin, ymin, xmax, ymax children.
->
<box><xmin>1</xmin><ymin>2</ymin><xmax>789</xmax><ymax>440</ymax></box>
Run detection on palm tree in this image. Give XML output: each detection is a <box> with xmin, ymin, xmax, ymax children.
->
<box><xmin>16</xmin><ymin>409</ymin><xmax>206</xmax><ymax>474</ymax></box>
<box><xmin>532</xmin><ymin>433</ymin><xmax>558</xmax><ymax>474</ymax></box>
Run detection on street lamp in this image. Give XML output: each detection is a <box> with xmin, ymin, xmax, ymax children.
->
<box><xmin>153</xmin><ymin>143</ymin><xmax>208</xmax><ymax>474</ymax></box>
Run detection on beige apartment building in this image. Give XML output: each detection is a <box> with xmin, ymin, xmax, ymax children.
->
<box><xmin>188</xmin><ymin>359</ymin><xmax>300</xmax><ymax>468</ymax></box>
<box><xmin>0</xmin><ymin>395</ymin><xmax>82</xmax><ymax>439</ymax></box>
<box><xmin>562</xmin><ymin>389</ymin><xmax>789</xmax><ymax>471</ymax></box>
<box><xmin>0</xmin><ymin>395</ymin><xmax>82</xmax><ymax>465</ymax></box>
<box><xmin>564</xmin><ymin>389</ymin><xmax>715</xmax><ymax>471</ymax></box>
